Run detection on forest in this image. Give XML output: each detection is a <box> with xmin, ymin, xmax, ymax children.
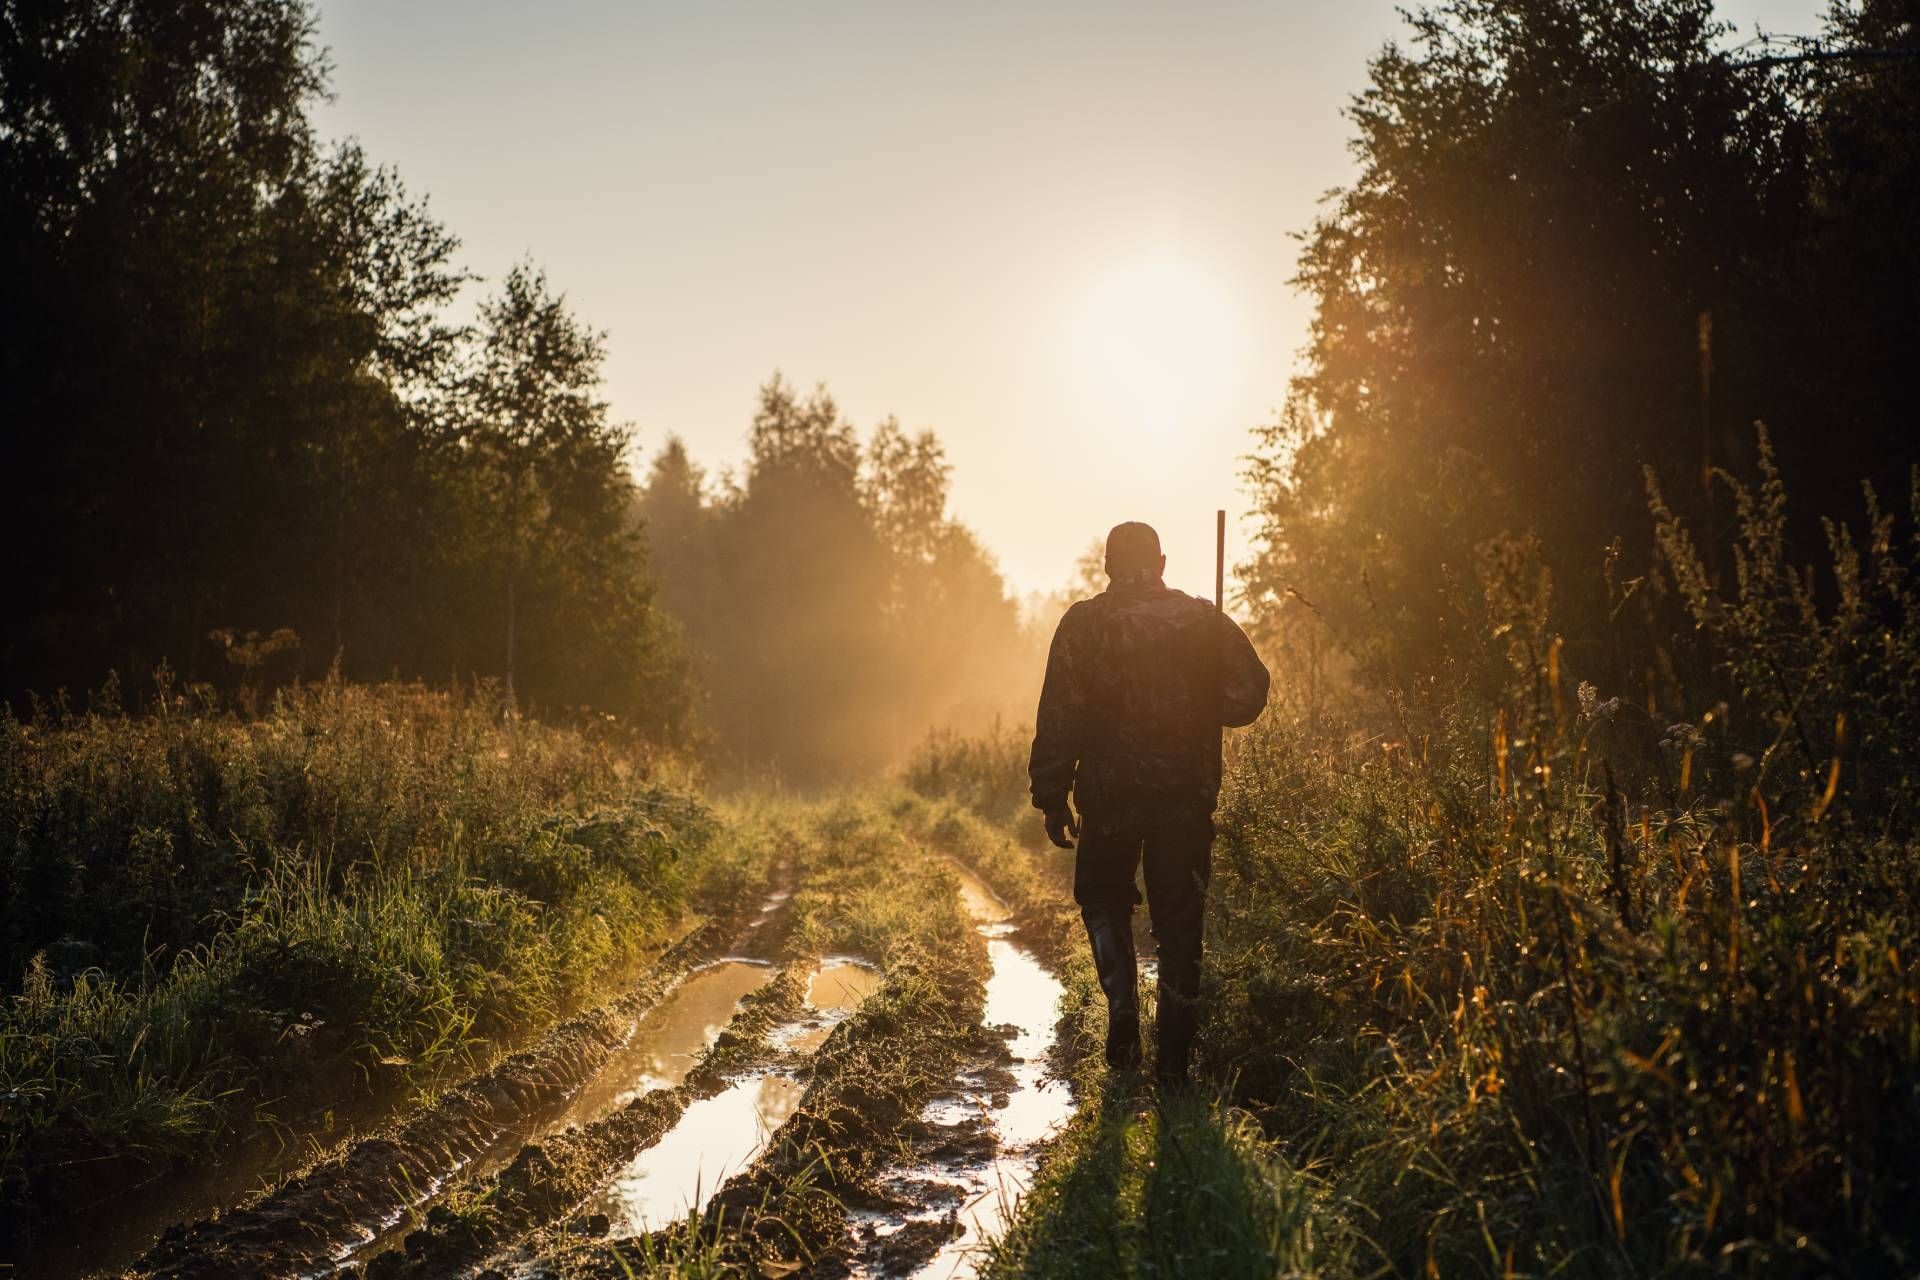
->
<box><xmin>4</xmin><ymin>0</ymin><xmax>1919</xmax><ymax>1276</ymax></box>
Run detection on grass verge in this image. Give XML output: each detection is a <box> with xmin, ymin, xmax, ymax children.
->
<box><xmin>0</xmin><ymin>679</ymin><xmax>755</xmax><ymax>1249</ymax></box>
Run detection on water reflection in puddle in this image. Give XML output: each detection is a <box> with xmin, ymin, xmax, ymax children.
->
<box><xmin>590</xmin><ymin>954</ymin><xmax>878</xmax><ymax>1232</ymax></box>
<box><xmin>549</xmin><ymin>960</ymin><xmax>773</xmax><ymax>1122</ymax></box>
<box><xmin>775</xmin><ymin>955</ymin><xmax>882</xmax><ymax>1053</ymax></box>
<box><xmin>894</xmin><ymin>862</ymin><xmax>1071</xmax><ymax>1280</ymax></box>
<box><xmin>338</xmin><ymin>959</ymin><xmax>779</xmax><ymax>1270</ymax></box>
<box><xmin>588</xmin><ymin>1074</ymin><xmax>805</xmax><ymax>1233</ymax></box>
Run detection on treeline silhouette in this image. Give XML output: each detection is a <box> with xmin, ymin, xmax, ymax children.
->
<box><xmin>3</xmin><ymin>1</ymin><xmax>691</xmax><ymax>731</ymax></box>
<box><xmin>1242</xmin><ymin>0</ymin><xmax>1920</xmax><ymax>683</ymax></box>
<box><xmin>638</xmin><ymin>379</ymin><xmax>1032</xmax><ymax>780</ymax></box>
<box><xmin>1</xmin><ymin>0</ymin><xmax>1035</xmax><ymax>767</ymax></box>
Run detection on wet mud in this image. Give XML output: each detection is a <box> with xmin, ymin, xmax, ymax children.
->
<box><xmin>350</xmin><ymin>942</ymin><xmax>886</xmax><ymax>1279</ymax></box>
<box><xmin>581</xmin><ymin>954</ymin><xmax>877</xmax><ymax>1237</ymax></box>
<box><xmin>838</xmin><ymin>863</ymin><xmax>1071</xmax><ymax>1279</ymax></box>
<box><xmin>125</xmin><ymin>881</ymin><xmax>790</xmax><ymax>1280</ymax></box>
<box><xmin>546</xmin><ymin>858</ymin><xmax>1070</xmax><ymax>1280</ymax></box>
<box><xmin>354</xmin><ymin>962</ymin><xmax>813</xmax><ymax>1279</ymax></box>
<box><xmin>345</xmin><ymin>956</ymin><xmax>782</xmax><ymax>1266</ymax></box>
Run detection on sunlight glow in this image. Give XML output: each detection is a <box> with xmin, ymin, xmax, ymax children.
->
<box><xmin>1072</xmin><ymin>254</ymin><xmax>1247</xmax><ymax>444</ymax></box>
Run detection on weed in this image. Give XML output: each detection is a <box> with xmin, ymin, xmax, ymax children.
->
<box><xmin>0</xmin><ymin>678</ymin><xmax>745</xmax><ymax>1240</ymax></box>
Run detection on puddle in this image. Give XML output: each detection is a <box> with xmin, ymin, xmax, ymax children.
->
<box><xmin>854</xmin><ymin>862</ymin><xmax>1070</xmax><ymax>1280</ymax></box>
<box><xmin>951</xmin><ymin>865</ymin><xmax>1014</xmax><ymax>925</ymax></box>
<box><xmin>775</xmin><ymin>955</ymin><xmax>882</xmax><ymax>1053</ymax></box>
<box><xmin>810</xmin><ymin>957</ymin><xmax>884</xmax><ymax>1012</ymax></box>
<box><xmin>339</xmin><ymin>958</ymin><xmax>776</xmax><ymax>1270</ymax></box>
<box><xmin>587</xmin><ymin>955</ymin><xmax>877</xmax><ymax>1232</ymax></box>
<box><xmin>551</xmin><ymin>960</ymin><xmax>774</xmax><ymax>1118</ymax></box>
<box><xmin>588</xmin><ymin>1073</ymin><xmax>806</xmax><ymax>1233</ymax></box>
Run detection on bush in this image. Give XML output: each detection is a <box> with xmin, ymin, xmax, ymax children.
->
<box><xmin>901</xmin><ymin>722</ymin><xmax>1031</xmax><ymax>824</ymax></box>
<box><xmin>1200</xmin><ymin>438</ymin><xmax>1920</xmax><ymax>1275</ymax></box>
<box><xmin>0</xmin><ymin>678</ymin><xmax>741</xmax><ymax>1237</ymax></box>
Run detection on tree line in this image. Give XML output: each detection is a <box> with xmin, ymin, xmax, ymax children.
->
<box><xmin>1242</xmin><ymin>0</ymin><xmax>1920</xmax><ymax>692</ymax></box>
<box><xmin>637</xmin><ymin>379</ymin><xmax>1033</xmax><ymax>780</ymax></box>
<box><xmin>1</xmin><ymin>0</ymin><xmax>1035</xmax><ymax>768</ymax></box>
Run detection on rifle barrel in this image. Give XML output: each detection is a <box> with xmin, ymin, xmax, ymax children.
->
<box><xmin>1215</xmin><ymin>508</ymin><xmax>1226</xmax><ymax>768</ymax></box>
<box><xmin>1214</xmin><ymin>510</ymin><xmax>1225</xmax><ymax>615</ymax></box>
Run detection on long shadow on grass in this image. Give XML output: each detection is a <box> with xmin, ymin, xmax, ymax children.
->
<box><xmin>982</xmin><ymin>1075</ymin><xmax>1148</xmax><ymax>1278</ymax></box>
<box><xmin>1142</xmin><ymin>1091</ymin><xmax>1323</xmax><ymax>1279</ymax></box>
<box><xmin>986</xmin><ymin>1077</ymin><xmax>1329</xmax><ymax>1280</ymax></box>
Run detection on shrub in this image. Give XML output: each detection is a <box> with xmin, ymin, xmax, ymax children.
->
<box><xmin>0</xmin><ymin>678</ymin><xmax>738</xmax><ymax>1237</ymax></box>
<box><xmin>901</xmin><ymin>721</ymin><xmax>1031</xmax><ymax>824</ymax></box>
<box><xmin>1200</xmin><ymin>436</ymin><xmax>1920</xmax><ymax>1275</ymax></box>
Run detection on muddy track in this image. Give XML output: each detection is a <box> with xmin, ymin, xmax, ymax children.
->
<box><xmin>527</xmin><ymin>952</ymin><xmax>993</xmax><ymax>1279</ymax></box>
<box><xmin>826</xmin><ymin>862</ymin><xmax>1078</xmax><ymax>1278</ymax></box>
<box><xmin>130</xmin><ymin>841</ymin><xmax>1078</xmax><ymax>1280</ymax></box>
<box><xmin>352</xmin><ymin>960</ymin><xmax>812</xmax><ymax>1279</ymax></box>
<box><xmin>129</xmin><ymin>882</ymin><xmax>789</xmax><ymax>1280</ymax></box>
<box><xmin>531</xmin><ymin>855</ymin><xmax>1075</xmax><ymax>1280</ymax></box>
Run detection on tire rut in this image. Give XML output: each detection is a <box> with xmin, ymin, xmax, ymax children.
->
<box><xmin>130</xmin><ymin>877</ymin><xmax>791</xmax><ymax>1280</ymax></box>
<box><xmin>522</xmin><ymin>857</ymin><xmax>1071</xmax><ymax>1280</ymax></box>
<box><xmin>352</xmin><ymin>959</ymin><xmax>814</xmax><ymax>1280</ymax></box>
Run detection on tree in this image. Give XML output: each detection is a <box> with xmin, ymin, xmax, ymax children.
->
<box><xmin>634</xmin><ymin>377</ymin><xmax>1032</xmax><ymax>777</ymax></box>
<box><xmin>1242</xmin><ymin>0</ymin><xmax>1852</xmax><ymax>679</ymax></box>
<box><xmin>0</xmin><ymin>0</ymin><xmax>464</xmax><ymax>701</ymax></box>
<box><xmin>448</xmin><ymin>264</ymin><xmax>685</xmax><ymax>730</ymax></box>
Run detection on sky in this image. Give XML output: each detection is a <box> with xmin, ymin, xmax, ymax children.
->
<box><xmin>312</xmin><ymin>0</ymin><xmax>1827</xmax><ymax>602</ymax></box>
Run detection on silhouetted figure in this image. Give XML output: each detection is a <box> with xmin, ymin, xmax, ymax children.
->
<box><xmin>1029</xmin><ymin>521</ymin><xmax>1270</xmax><ymax>1089</ymax></box>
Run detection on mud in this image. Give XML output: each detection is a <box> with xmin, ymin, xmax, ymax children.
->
<box><xmin>581</xmin><ymin>954</ymin><xmax>876</xmax><ymax>1235</ymax></box>
<box><xmin>549</xmin><ymin>859</ymin><xmax>1067</xmax><ymax>1280</ymax></box>
<box><xmin>533</xmin><ymin>939</ymin><xmax>990</xmax><ymax>1280</ymax></box>
<box><xmin>838</xmin><ymin>862</ymin><xmax>1071</xmax><ymax>1279</ymax></box>
<box><xmin>351</xmin><ymin>962</ymin><xmax>812</xmax><ymax>1280</ymax></box>
<box><xmin>18</xmin><ymin>1109</ymin><xmax>371</xmax><ymax>1280</ymax></box>
<box><xmin>345</xmin><ymin>957</ymin><xmax>780</xmax><ymax>1266</ymax></box>
<box><xmin>127</xmin><ymin>881</ymin><xmax>790</xmax><ymax>1280</ymax></box>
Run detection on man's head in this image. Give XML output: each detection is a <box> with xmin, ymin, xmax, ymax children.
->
<box><xmin>1104</xmin><ymin>521</ymin><xmax>1166</xmax><ymax>582</ymax></box>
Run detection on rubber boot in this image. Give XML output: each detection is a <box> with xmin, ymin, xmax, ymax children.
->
<box><xmin>1154</xmin><ymin>938</ymin><xmax>1202</xmax><ymax>1091</ymax></box>
<box><xmin>1081</xmin><ymin>903</ymin><xmax>1140</xmax><ymax>1070</ymax></box>
<box><xmin>1154</xmin><ymin>989</ymin><xmax>1196</xmax><ymax>1092</ymax></box>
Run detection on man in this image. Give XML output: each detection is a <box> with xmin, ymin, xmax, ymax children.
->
<box><xmin>1028</xmin><ymin>521</ymin><xmax>1270</xmax><ymax>1089</ymax></box>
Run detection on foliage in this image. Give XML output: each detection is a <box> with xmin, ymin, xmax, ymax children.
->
<box><xmin>933</xmin><ymin>439</ymin><xmax>1920</xmax><ymax>1274</ymax></box>
<box><xmin>901</xmin><ymin>722</ymin><xmax>1034</xmax><ymax>825</ymax></box>
<box><xmin>0</xmin><ymin>0</ymin><xmax>686</xmax><ymax>731</ymax></box>
<box><xmin>1244</xmin><ymin>0</ymin><xmax>1920</xmax><ymax>680</ymax></box>
<box><xmin>0</xmin><ymin>679</ymin><xmax>744</xmax><ymax>1236</ymax></box>
<box><xmin>1198</xmin><ymin>449</ymin><xmax>1920</xmax><ymax>1275</ymax></box>
<box><xmin>637</xmin><ymin>378</ymin><xmax>1032</xmax><ymax>779</ymax></box>
<box><xmin>442</xmin><ymin>264</ymin><xmax>690</xmax><ymax>729</ymax></box>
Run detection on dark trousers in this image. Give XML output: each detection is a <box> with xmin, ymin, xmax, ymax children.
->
<box><xmin>1073</xmin><ymin>806</ymin><xmax>1213</xmax><ymax>1076</ymax></box>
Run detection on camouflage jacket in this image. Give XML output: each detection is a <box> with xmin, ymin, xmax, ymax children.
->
<box><xmin>1028</xmin><ymin>574</ymin><xmax>1270</xmax><ymax>819</ymax></box>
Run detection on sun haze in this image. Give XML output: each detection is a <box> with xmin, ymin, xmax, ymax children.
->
<box><xmin>312</xmin><ymin>0</ymin><xmax>1825</xmax><ymax>600</ymax></box>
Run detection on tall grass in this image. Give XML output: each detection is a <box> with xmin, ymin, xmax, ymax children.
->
<box><xmin>1199</xmin><ymin>437</ymin><xmax>1920</xmax><ymax>1275</ymax></box>
<box><xmin>0</xmin><ymin>678</ymin><xmax>748</xmax><ymax>1238</ymax></box>
<box><xmin>902</xmin><ymin>721</ymin><xmax>1033</xmax><ymax>826</ymax></box>
<box><xmin>955</xmin><ymin>438</ymin><xmax>1920</xmax><ymax>1276</ymax></box>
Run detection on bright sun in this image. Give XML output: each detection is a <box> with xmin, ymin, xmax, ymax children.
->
<box><xmin>1073</xmin><ymin>255</ymin><xmax>1245</xmax><ymax>441</ymax></box>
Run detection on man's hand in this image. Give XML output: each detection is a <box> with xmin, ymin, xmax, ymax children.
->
<box><xmin>1044</xmin><ymin>802</ymin><xmax>1080</xmax><ymax>850</ymax></box>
